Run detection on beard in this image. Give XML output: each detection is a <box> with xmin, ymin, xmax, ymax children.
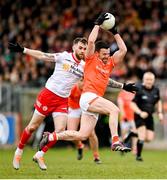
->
<box><xmin>76</xmin><ymin>53</ymin><xmax>84</xmax><ymax>60</ymax></box>
<box><xmin>102</xmin><ymin>58</ymin><xmax>108</xmax><ymax>64</ymax></box>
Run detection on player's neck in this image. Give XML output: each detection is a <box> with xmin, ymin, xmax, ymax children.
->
<box><xmin>72</xmin><ymin>53</ymin><xmax>81</xmax><ymax>63</ymax></box>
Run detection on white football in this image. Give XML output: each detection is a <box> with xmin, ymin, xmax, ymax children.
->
<box><xmin>100</xmin><ymin>13</ymin><xmax>115</xmax><ymax>30</ymax></box>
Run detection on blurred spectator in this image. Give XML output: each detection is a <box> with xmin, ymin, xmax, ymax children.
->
<box><xmin>0</xmin><ymin>0</ymin><xmax>167</xmax><ymax>86</ymax></box>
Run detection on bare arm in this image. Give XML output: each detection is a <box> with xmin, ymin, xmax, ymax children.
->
<box><xmin>108</xmin><ymin>78</ymin><xmax>123</xmax><ymax>89</ymax></box>
<box><xmin>112</xmin><ymin>34</ymin><xmax>127</xmax><ymax>64</ymax></box>
<box><xmin>156</xmin><ymin>100</ymin><xmax>164</xmax><ymax>122</ymax></box>
<box><xmin>130</xmin><ymin>102</ymin><xmax>148</xmax><ymax>119</ymax></box>
<box><xmin>24</xmin><ymin>48</ymin><xmax>55</xmax><ymax>62</ymax></box>
<box><xmin>85</xmin><ymin>25</ymin><xmax>100</xmax><ymax>57</ymax></box>
<box><xmin>130</xmin><ymin>102</ymin><xmax>142</xmax><ymax>115</ymax></box>
<box><xmin>108</xmin><ymin>79</ymin><xmax>139</xmax><ymax>94</ymax></box>
<box><xmin>157</xmin><ymin>100</ymin><xmax>163</xmax><ymax>113</ymax></box>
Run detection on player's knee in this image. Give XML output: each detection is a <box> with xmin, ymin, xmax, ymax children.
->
<box><xmin>27</xmin><ymin>124</ymin><xmax>38</xmax><ymax>133</ymax></box>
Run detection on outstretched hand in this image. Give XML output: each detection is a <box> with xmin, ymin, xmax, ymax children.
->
<box><xmin>94</xmin><ymin>13</ymin><xmax>109</xmax><ymax>25</ymax></box>
<box><xmin>123</xmin><ymin>83</ymin><xmax>139</xmax><ymax>93</ymax></box>
<box><xmin>8</xmin><ymin>42</ymin><xmax>24</xmax><ymax>52</ymax></box>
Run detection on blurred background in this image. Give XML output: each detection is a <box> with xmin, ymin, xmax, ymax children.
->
<box><xmin>0</xmin><ymin>0</ymin><xmax>167</xmax><ymax>148</ymax></box>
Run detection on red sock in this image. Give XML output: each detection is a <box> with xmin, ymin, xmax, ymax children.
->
<box><xmin>112</xmin><ymin>135</ymin><xmax>119</xmax><ymax>144</ymax></box>
<box><xmin>77</xmin><ymin>141</ymin><xmax>84</xmax><ymax>149</ymax></box>
<box><xmin>41</xmin><ymin>140</ymin><xmax>57</xmax><ymax>153</ymax></box>
<box><xmin>41</xmin><ymin>132</ymin><xmax>57</xmax><ymax>153</ymax></box>
<box><xmin>18</xmin><ymin>128</ymin><xmax>32</xmax><ymax>149</ymax></box>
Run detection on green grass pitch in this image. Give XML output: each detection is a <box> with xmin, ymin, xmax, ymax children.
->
<box><xmin>0</xmin><ymin>147</ymin><xmax>167</xmax><ymax>179</ymax></box>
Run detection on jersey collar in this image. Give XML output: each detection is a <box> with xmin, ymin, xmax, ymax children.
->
<box><xmin>72</xmin><ymin>53</ymin><xmax>81</xmax><ymax>64</ymax></box>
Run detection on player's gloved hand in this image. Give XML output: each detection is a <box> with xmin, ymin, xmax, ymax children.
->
<box><xmin>109</xmin><ymin>24</ymin><xmax>118</xmax><ymax>35</ymax></box>
<box><xmin>94</xmin><ymin>12</ymin><xmax>109</xmax><ymax>25</ymax></box>
<box><xmin>8</xmin><ymin>42</ymin><xmax>24</xmax><ymax>52</ymax></box>
<box><xmin>123</xmin><ymin>83</ymin><xmax>138</xmax><ymax>93</ymax></box>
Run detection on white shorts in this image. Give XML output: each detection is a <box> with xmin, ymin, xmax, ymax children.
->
<box><xmin>79</xmin><ymin>92</ymin><xmax>99</xmax><ymax>120</ymax></box>
<box><xmin>68</xmin><ymin>107</ymin><xmax>82</xmax><ymax>118</ymax></box>
<box><xmin>120</xmin><ymin>120</ymin><xmax>136</xmax><ymax>131</ymax></box>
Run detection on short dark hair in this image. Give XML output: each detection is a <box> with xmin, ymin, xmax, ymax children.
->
<box><xmin>95</xmin><ymin>41</ymin><xmax>110</xmax><ymax>52</ymax></box>
<box><xmin>73</xmin><ymin>37</ymin><xmax>87</xmax><ymax>45</ymax></box>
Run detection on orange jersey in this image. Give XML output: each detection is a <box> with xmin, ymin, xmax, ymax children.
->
<box><xmin>68</xmin><ymin>84</ymin><xmax>82</xmax><ymax>109</ymax></box>
<box><xmin>82</xmin><ymin>53</ymin><xmax>115</xmax><ymax>96</ymax></box>
<box><xmin>117</xmin><ymin>90</ymin><xmax>135</xmax><ymax>121</ymax></box>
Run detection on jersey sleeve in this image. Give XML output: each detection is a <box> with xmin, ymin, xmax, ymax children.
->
<box><xmin>53</xmin><ymin>51</ymin><xmax>67</xmax><ymax>62</ymax></box>
<box><xmin>132</xmin><ymin>83</ymin><xmax>142</xmax><ymax>103</ymax></box>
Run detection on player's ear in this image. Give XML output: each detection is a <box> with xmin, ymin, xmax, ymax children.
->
<box><xmin>72</xmin><ymin>44</ymin><xmax>76</xmax><ymax>52</ymax></box>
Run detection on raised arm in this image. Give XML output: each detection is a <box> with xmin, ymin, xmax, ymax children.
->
<box><xmin>86</xmin><ymin>13</ymin><xmax>109</xmax><ymax>57</ymax></box>
<box><xmin>85</xmin><ymin>25</ymin><xmax>99</xmax><ymax>57</ymax></box>
<box><xmin>108</xmin><ymin>78</ymin><xmax>138</xmax><ymax>93</ymax></box>
<box><xmin>107</xmin><ymin>21</ymin><xmax>127</xmax><ymax>64</ymax></box>
<box><xmin>8</xmin><ymin>43</ymin><xmax>55</xmax><ymax>62</ymax></box>
<box><xmin>112</xmin><ymin>34</ymin><xmax>127</xmax><ymax>64</ymax></box>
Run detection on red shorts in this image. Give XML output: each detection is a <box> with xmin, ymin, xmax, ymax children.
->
<box><xmin>34</xmin><ymin>88</ymin><xmax>68</xmax><ymax>116</ymax></box>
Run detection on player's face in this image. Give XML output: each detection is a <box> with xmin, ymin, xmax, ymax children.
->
<box><xmin>99</xmin><ymin>48</ymin><xmax>110</xmax><ymax>64</ymax></box>
<box><xmin>143</xmin><ymin>74</ymin><xmax>155</xmax><ymax>89</ymax></box>
<box><xmin>73</xmin><ymin>42</ymin><xmax>87</xmax><ymax>60</ymax></box>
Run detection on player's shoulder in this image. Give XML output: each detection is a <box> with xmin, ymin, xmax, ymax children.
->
<box><xmin>136</xmin><ymin>82</ymin><xmax>142</xmax><ymax>89</ymax></box>
<box><xmin>56</xmin><ymin>51</ymin><xmax>73</xmax><ymax>62</ymax></box>
<box><xmin>134</xmin><ymin>82</ymin><xmax>143</xmax><ymax>95</ymax></box>
<box><xmin>86</xmin><ymin>53</ymin><xmax>98</xmax><ymax>61</ymax></box>
<box><xmin>54</xmin><ymin>51</ymin><xmax>68</xmax><ymax>58</ymax></box>
<box><xmin>152</xmin><ymin>85</ymin><xmax>160</xmax><ymax>93</ymax></box>
<box><xmin>60</xmin><ymin>51</ymin><xmax>70</xmax><ymax>56</ymax></box>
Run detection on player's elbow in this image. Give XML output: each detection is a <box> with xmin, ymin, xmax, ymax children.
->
<box><xmin>88</xmin><ymin>40</ymin><xmax>95</xmax><ymax>46</ymax></box>
<box><xmin>120</xmin><ymin>47</ymin><xmax>127</xmax><ymax>56</ymax></box>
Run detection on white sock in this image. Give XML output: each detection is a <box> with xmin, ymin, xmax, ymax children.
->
<box><xmin>48</xmin><ymin>134</ymin><xmax>54</xmax><ymax>141</ymax></box>
<box><xmin>15</xmin><ymin>148</ymin><xmax>23</xmax><ymax>155</ymax></box>
<box><xmin>36</xmin><ymin>151</ymin><xmax>45</xmax><ymax>157</ymax></box>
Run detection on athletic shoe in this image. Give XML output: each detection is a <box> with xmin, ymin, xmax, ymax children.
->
<box><xmin>77</xmin><ymin>148</ymin><xmax>83</xmax><ymax>160</ymax></box>
<box><xmin>33</xmin><ymin>153</ymin><xmax>47</xmax><ymax>170</ymax></box>
<box><xmin>94</xmin><ymin>158</ymin><xmax>102</xmax><ymax>164</ymax></box>
<box><xmin>13</xmin><ymin>153</ymin><xmax>22</xmax><ymax>170</ymax></box>
<box><xmin>111</xmin><ymin>142</ymin><xmax>131</xmax><ymax>152</ymax></box>
<box><xmin>39</xmin><ymin>132</ymin><xmax>50</xmax><ymax>150</ymax></box>
<box><xmin>136</xmin><ymin>156</ymin><xmax>143</xmax><ymax>161</ymax></box>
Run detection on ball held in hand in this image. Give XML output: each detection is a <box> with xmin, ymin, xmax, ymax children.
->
<box><xmin>100</xmin><ymin>13</ymin><xmax>115</xmax><ymax>30</ymax></box>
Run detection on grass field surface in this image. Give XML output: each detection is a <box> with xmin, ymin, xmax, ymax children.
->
<box><xmin>0</xmin><ymin>147</ymin><xmax>167</xmax><ymax>179</ymax></box>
